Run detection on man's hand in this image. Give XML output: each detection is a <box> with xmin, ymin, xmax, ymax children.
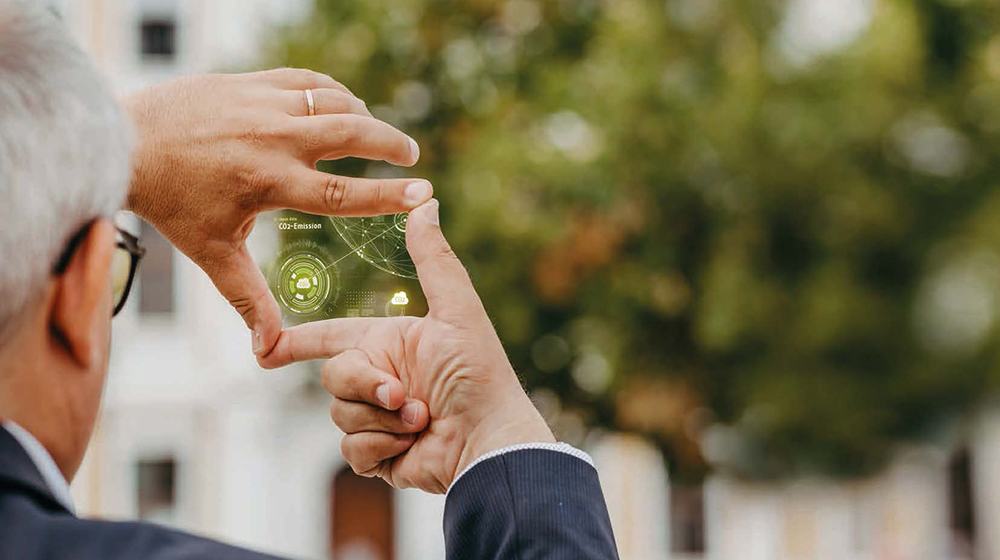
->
<box><xmin>258</xmin><ymin>200</ymin><xmax>554</xmax><ymax>493</ymax></box>
<box><xmin>124</xmin><ymin>68</ymin><xmax>433</xmax><ymax>356</ymax></box>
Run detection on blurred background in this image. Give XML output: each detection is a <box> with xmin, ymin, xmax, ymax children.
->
<box><xmin>52</xmin><ymin>0</ymin><xmax>1000</xmax><ymax>558</ymax></box>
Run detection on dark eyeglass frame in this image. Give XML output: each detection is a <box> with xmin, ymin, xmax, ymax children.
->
<box><xmin>52</xmin><ymin>219</ymin><xmax>147</xmax><ymax>317</ymax></box>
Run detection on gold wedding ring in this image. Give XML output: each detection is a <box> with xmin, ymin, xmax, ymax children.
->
<box><xmin>304</xmin><ymin>89</ymin><xmax>316</xmax><ymax>117</ymax></box>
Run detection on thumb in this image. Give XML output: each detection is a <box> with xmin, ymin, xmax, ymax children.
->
<box><xmin>202</xmin><ymin>243</ymin><xmax>283</xmax><ymax>357</ymax></box>
<box><xmin>406</xmin><ymin>199</ymin><xmax>482</xmax><ymax>320</ymax></box>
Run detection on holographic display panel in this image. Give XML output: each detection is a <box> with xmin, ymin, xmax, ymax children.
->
<box><xmin>267</xmin><ymin>212</ymin><xmax>426</xmax><ymax>322</ymax></box>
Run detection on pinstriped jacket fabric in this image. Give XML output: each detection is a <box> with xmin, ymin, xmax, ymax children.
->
<box><xmin>444</xmin><ymin>449</ymin><xmax>620</xmax><ymax>560</ymax></box>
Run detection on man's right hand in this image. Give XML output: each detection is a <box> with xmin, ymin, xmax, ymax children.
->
<box><xmin>258</xmin><ymin>200</ymin><xmax>554</xmax><ymax>493</ymax></box>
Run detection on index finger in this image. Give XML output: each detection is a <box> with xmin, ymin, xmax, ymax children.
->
<box><xmin>257</xmin><ymin>318</ymin><xmax>379</xmax><ymax>369</ymax></box>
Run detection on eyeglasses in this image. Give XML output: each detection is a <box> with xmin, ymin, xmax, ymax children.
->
<box><xmin>53</xmin><ymin>220</ymin><xmax>147</xmax><ymax>317</ymax></box>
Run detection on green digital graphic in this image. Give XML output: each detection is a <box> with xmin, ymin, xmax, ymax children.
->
<box><xmin>270</xmin><ymin>240</ymin><xmax>340</xmax><ymax>317</ymax></box>
<box><xmin>329</xmin><ymin>213</ymin><xmax>417</xmax><ymax>279</ymax></box>
<box><xmin>268</xmin><ymin>215</ymin><xmax>425</xmax><ymax>322</ymax></box>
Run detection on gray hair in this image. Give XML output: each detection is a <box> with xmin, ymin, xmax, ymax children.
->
<box><xmin>0</xmin><ymin>0</ymin><xmax>131</xmax><ymax>343</ymax></box>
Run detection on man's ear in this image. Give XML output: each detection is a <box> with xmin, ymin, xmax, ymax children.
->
<box><xmin>51</xmin><ymin>220</ymin><xmax>116</xmax><ymax>369</ymax></box>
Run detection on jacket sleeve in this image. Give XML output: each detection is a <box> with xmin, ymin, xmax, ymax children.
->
<box><xmin>443</xmin><ymin>449</ymin><xmax>620</xmax><ymax>560</ymax></box>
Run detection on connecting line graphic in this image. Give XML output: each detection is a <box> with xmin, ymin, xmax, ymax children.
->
<box><xmin>310</xmin><ymin>226</ymin><xmax>395</xmax><ymax>278</ymax></box>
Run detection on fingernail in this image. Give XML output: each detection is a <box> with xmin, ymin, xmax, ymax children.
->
<box><xmin>401</xmin><ymin>402</ymin><xmax>420</xmax><ymax>425</ymax></box>
<box><xmin>252</xmin><ymin>330</ymin><xmax>263</xmax><ymax>355</ymax></box>
<box><xmin>404</xmin><ymin>181</ymin><xmax>432</xmax><ymax>206</ymax></box>
<box><xmin>425</xmin><ymin>199</ymin><xmax>440</xmax><ymax>226</ymax></box>
<box><xmin>376</xmin><ymin>383</ymin><xmax>391</xmax><ymax>408</ymax></box>
<box><xmin>408</xmin><ymin>137</ymin><xmax>420</xmax><ymax>164</ymax></box>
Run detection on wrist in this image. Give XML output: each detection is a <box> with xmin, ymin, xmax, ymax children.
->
<box><xmin>452</xmin><ymin>397</ymin><xmax>555</xmax><ymax>484</ymax></box>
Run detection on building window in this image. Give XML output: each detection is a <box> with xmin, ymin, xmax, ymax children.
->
<box><xmin>140</xmin><ymin>17</ymin><xmax>176</xmax><ymax>60</ymax></box>
<box><xmin>670</xmin><ymin>483</ymin><xmax>706</xmax><ymax>555</ymax></box>
<box><xmin>139</xmin><ymin>220</ymin><xmax>174</xmax><ymax>315</ymax></box>
<box><xmin>331</xmin><ymin>465</ymin><xmax>394</xmax><ymax>560</ymax></box>
<box><xmin>137</xmin><ymin>458</ymin><xmax>177</xmax><ymax>524</ymax></box>
<box><xmin>949</xmin><ymin>446</ymin><xmax>976</xmax><ymax>557</ymax></box>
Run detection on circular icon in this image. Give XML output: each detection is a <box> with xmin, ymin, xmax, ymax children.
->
<box><xmin>274</xmin><ymin>251</ymin><xmax>338</xmax><ymax>316</ymax></box>
<box><xmin>329</xmin><ymin>213</ymin><xmax>417</xmax><ymax>279</ymax></box>
<box><xmin>394</xmin><ymin>213</ymin><xmax>408</xmax><ymax>232</ymax></box>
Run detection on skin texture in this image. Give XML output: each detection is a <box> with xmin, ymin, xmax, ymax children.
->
<box><xmin>260</xmin><ymin>200</ymin><xmax>555</xmax><ymax>493</ymax></box>
<box><xmin>0</xmin><ymin>68</ymin><xmax>430</xmax><ymax>483</ymax></box>
<box><xmin>124</xmin><ymin>68</ymin><xmax>433</xmax><ymax>357</ymax></box>
<box><xmin>0</xmin><ymin>221</ymin><xmax>116</xmax><ymax>481</ymax></box>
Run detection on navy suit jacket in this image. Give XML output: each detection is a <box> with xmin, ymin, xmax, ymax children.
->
<box><xmin>0</xmin><ymin>427</ymin><xmax>618</xmax><ymax>559</ymax></box>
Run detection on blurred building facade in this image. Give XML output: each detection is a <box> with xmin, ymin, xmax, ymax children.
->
<box><xmin>62</xmin><ymin>1</ymin><xmax>448</xmax><ymax>558</ymax></box>
<box><xmin>55</xmin><ymin>1</ymin><xmax>1000</xmax><ymax>559</ymax></box>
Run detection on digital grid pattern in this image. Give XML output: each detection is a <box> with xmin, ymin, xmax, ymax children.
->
<box><xmin>329</xmin><ymin>213</ymin><xmax>417</xmax><ymax>279</ymax></box>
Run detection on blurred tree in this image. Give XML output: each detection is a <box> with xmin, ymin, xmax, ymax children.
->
<box><xmin>267</xmin><ymin>0</ymin><xmax>1000</xmax><ymax>480</ymax></box>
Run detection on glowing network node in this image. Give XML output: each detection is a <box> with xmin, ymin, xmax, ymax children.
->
<box><xmin>329</xmin><ymin>213</ymin><xmax>417</xmax><ymax>279</ymax></box>
<box><xmin>394</xmin><ymin>213</ymin><xmax>408</xmax><ymax>232</ymax></box>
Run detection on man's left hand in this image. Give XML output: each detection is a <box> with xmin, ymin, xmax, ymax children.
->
<box><xmin>123</xmin><ymin>68</ymin><xmax>432</xmax><ymax>356</ymax></box>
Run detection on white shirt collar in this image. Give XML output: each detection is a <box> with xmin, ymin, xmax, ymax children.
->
<box><xmin>2</xmin><ymin>420</ymin><xmax>76</xmax><ymax>514</ymax></box>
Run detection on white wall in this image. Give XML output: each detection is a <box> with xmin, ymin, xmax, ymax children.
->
<box><xmin>705</xmin><ymin>447</ymin><xmax>951</xmax><ymax>560</ymax></box>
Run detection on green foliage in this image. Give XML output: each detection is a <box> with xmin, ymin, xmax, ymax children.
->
<box><xmin>268</xmin><ymin>0</ymin><xmax>1000</xmax><ymax>479</ymax></box>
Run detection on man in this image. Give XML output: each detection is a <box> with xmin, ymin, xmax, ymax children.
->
<box><xmin>0</xmin><ymin>2</ymin><xmax>619</xmax><ymax>558</ymax></box>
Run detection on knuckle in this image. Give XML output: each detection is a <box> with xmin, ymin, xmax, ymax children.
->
<box><xmin>305</xmin><ymin>69</ymin><xmax>334</xmax><ymax>87</ymax></box>
<box><xmin>373</xmin><ymin>410</ymin><xmax>395</xmax><ymax>432</ymax></box>
<box><xmin>235</xmin><ymin>163</ymin><xmax>276</xmax><ymax>211</ymax></box>
<box><xmin>345</xmin><ymin>369</ymin><xmax>369</xmax><ymax>401</ymax></box>
<box><xmin>239</xmin><ymin>125</ymin><xmax>268</xmax><ymax>149</ymax></box>
<box><xmin>372</xmin><ymin>180</ymin><xmax>388</xmax><ymax>208</ymax></box>
<box><xmin>290</xmin><ymin>68</ymin><xmax>324</xmax><ymax>87</ymax></box>
<box><xmin>322</xmin><ymin>356</ymin><xmax>354</xmax><ymax>397</ymax></box>
<box><xmin>326</xmin><ymin>91</ymin><xmax>352</xmax><ymax>113</ymax></box>
<box><xmin>434</xmin><ymin>243</ymin><xmax>460</xmax><ymax>264</ymax></box>
<box><xmin>260</xmin><ymin>67</ymin><xmax>288</xmax><ymax>81</ymax></box>
<box><xmin>331</xmin><ymin>92</ymin><xmax>367</xmax><ymax>115</ymax></box>
<box><xmin>334</xmin><ymin>80</ymin><xmax>355</xmax><ymax>96</ymax></box>
<box><xmin>358</xmin><ymin>435</ymin><xmax>378</xmax><ymax>458</ymax></box>
<box><xmin>316</xmin><ymin>117</ymin><xmax>358</xmax><ymax>158</ymax></box>
<box><xmin>324</xmin><ymin>175</ymin><xmax>351</xmax><ymax>213</ymax></box>
<box><xmin>329</xmin><ymin>400</ymin><xmax>348</xmax><ymax>427</ymax></box>
<box><xmin>351</xmin><ymin>97</ymin><xmax>369</xmax><ymax>115</ymax></box>
<box><xmin>341</xmin><ymin>437</ymin><xmax>371</xmax><ymax>473</ymax></box>
<box><xmin>228</xmin><ymin>296</ymin><xmax>255</xmax><ymax>320</ymax></box>
<box><xmin>357</xmin><ymin>469</ymin><xmax>378</xmax><ymax>479</ymax></box>
<box><xmin>340</xmin><ymin>438</ymin><xmax>361</xmax><ymax>470</ymax></box>
<box><xmin>336</xmin><ymin>116</ymin><xmax>361</xmax><ymax>144</ymax></box>
<box><xmin>296</xmin><ymin>128</ymin><xmax>325</xmax><ymax>155</ymax></box>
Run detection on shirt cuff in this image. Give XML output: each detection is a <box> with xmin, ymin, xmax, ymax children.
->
<box><xmin>446</xmin><ymin>442</ymin><xmax>595</xmax><ymax>495</ymax></box>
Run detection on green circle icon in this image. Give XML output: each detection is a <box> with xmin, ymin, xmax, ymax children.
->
<box><xmin>275</xmin><ymin>252</ymin><xmax>337</xmax><ymax>316</ymax></box>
